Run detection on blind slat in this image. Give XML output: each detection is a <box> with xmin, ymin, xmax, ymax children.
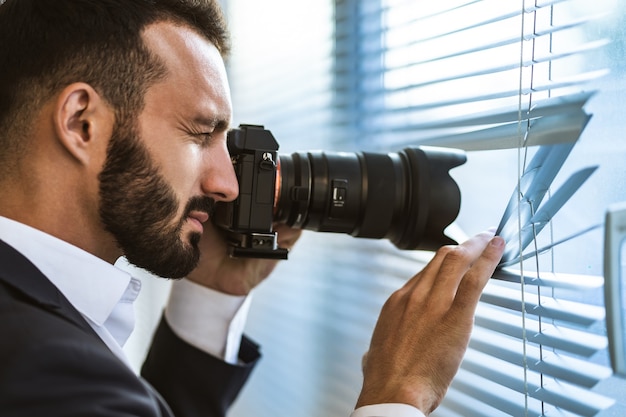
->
<box><xmin>480</xmin><ymin>284</ymin><xmax>604</xmax><ymax>325</ymax></box>
<box><xmin>475</xmin><ymin>304</ymin><xmax>608</xmax><ymax>356</ymax></box>
<box><xmin>345</xmin><ymin>39</ymin><xmax>608</xmax><ymax>97</ymax></box>
<box><xmin>451</xmin><ymin>370</ymin><xmax>561</xmax><ymax>417</ymax></box>
<box><xmin>502</xmin><ymin>167</ymin><xmax>599</xmax><ymax>261</ymax></box>
<box><xmin>335</xmin><ymin>5</ymin><xmax>600</xmax><ymax>70</ymax></box>
<box><xmin>462</xmin><ymin>351</ymin><xmax>615</xmax><ymax>416</ymax></box>
<box><xmin>335</xmin><ymin>69</ymin><xmax>606</xmax><ymax>126</ymax></box>
<box><xmin>493</xmin><ymin>268</ymin><xmax>604</xmax><ymax>291</ymax></box>
<box><xmin>335</xmin><ymin>0</ymin><xmax>566</xmax><ymax>44</ymax></box>
<box><xmin>408</xmin><ymin>110</ymin><xmax>590</xmax><ymax>151</ymax></box>
<box><xmin>497</xmin><ymin>141</ymin><xmax>580</xmax><ymax>241</ymax></box>
<box><xmin>355</xmin><ymin>91</ymin><xmax>592</xmax><ymax>129</ymax></box>
<box><xmin>470</xmin><ymin>327</ymin><xmax>612</xmax><ymax>387</ymax></box>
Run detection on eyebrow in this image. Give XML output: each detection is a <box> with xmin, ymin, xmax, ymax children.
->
<box><xmin>193</xmin><ymin>116</ymin><xmax>231</xmax><ymax>131</ymax></box>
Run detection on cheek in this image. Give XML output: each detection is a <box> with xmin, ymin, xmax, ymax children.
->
<box><xmin>157</xmin><ymin>146</ymin><xmax>205</xmax><ymax>198</ymax></box>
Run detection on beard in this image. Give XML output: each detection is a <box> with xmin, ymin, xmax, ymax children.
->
<box><xmin>98</xmin><ymin>117</ymin><xmax>215</xmax><ymax>279</ymax></box>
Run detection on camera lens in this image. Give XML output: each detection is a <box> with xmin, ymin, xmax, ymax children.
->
<box><xmin>274</xmin><ymin>147</ymin><xmax>466</xmax><ymax>251</ymax></box>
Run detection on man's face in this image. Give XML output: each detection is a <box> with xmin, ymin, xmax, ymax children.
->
<box><xmin>98</xmin><ymin>22</ymin><xmax>238</xmax><ymax>278</ymax></box>
<box><xmin>98</xmin><ymin>118</ymin><xmax>214</xmax><ymax>278</ymax></box>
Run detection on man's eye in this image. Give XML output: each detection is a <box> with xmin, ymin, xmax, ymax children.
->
<box><xmin>192</xmin><ymin>133</ymin><xmax>212</xmax><ymax>146</ymax></box>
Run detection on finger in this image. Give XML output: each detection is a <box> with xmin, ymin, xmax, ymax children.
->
<box><xmin>452</xmin><ymin>235</ymin><xmax>505</xmax><ymax>310</ymax></box>
<box><xmin>402</xmin><ymin>230</ymin><xmax>494</xmax><ymax>299</ymax></box>
<box><xmin>397</xmin><ymin>230</ymin><xmax>496</xmax><ymax>301</ymax></box>
<box><xmin>430</xmin><ymin>231</ymin><xmax>496</xmax><ymax>293</ymax></box>
<box><xmin>398</xmin><ymin>244</ymin><xmax>451</xmax><ymax>295</ymax></box>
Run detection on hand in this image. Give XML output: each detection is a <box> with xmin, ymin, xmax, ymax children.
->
<box><xmin>356</xmin><ymin>231</ymin><xmax>505</xmax><ymax>415</ymax></box>
<box><xmin>185</xmin><ymin>222</ymin><xmax>302</xmax><ymax>296</ymax></box>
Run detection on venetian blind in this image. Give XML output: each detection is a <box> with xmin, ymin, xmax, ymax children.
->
<box><xmin>225</xmin><ymin>0</ymin><xmax>624</xmax><ymax>416</ymax></box>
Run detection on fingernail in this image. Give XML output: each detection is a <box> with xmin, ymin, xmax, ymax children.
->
<box><xmin>490</xmin><ymin>236</ymin><xmax>505</xmax><ymax>248</ymax></box>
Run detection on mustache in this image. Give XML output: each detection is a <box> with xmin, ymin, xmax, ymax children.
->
<box><xmin>183</xmin><ymin>196</ymin><xmax>216</xmax><ymax>218</ymax></box>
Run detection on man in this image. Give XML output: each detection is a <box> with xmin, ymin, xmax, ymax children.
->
<box><xmin>0</xmin><ymin>1</ymin><xmax>504</xmax><ymax>416</ymax></box>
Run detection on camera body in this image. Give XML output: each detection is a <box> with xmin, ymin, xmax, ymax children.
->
<box><xmin>213</xmin><ymin>124</ymin><xmax>287</xmax><ymax>259</ymax></box>
<box><xmin>213</xmin><ymin>124</ymin><xmax>467</xmax><ymax>259</ymax></box>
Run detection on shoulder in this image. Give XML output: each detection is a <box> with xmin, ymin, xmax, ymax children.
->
<box><xmin>0</xmin><ymin>282</ymin><xmax>165</xmax><ymax>417</ymax></box>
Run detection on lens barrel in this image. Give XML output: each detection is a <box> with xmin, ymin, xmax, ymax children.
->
<box><xmin>274</xmin><ymin>147</ymin><xmax>466</xmax><ymax>251</ymax></box>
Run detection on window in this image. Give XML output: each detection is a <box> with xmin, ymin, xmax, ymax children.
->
<box><xmin>224</xmin><ymin>0</ymin><xmax>626</xmax><ymax>416</ymax></box>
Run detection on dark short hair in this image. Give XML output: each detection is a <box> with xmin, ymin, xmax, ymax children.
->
<box><xmin>0</xmin><ymin>0</ymin><xmax>231</xmax><ymax>172</ymax></box>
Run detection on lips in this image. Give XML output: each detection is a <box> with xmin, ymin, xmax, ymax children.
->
<box><xmin>187</xmin><ymin>210</ymin><xmax>209</xmax><ymax>232</ymax></box>
<box><xmin>188</xmin><ymin>210</ymin><xmax>209</xmax><ymax>224</ymax></box>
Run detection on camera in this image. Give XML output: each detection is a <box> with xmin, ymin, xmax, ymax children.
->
<box><xmin>212</xmin><ymin>124</ymin><xmax>466</xmax><ymax>259</ymax></box>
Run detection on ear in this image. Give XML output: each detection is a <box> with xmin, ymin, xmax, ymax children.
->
<box><xmin>53</xmin><ymin>82</ymin><xmax>114</xmax><ymax>165</ymax></box>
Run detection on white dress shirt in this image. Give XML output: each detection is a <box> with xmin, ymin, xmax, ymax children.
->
<box><xmin>352</xmin><ymin>404</ymin><xmax>425</xmax><ymax>417</ymax></box>
<box><xmin>0</xmin><ymin>216</ymin><xmax>424</xmax><ymax>417</ymax></box>
<box><xmin>0</xmin><ymin>216</ymin><xmax>247</xmax><ymax>365</ymax></box>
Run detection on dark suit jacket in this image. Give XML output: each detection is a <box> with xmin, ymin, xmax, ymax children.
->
<box><xmin>0</xmin><ymin>239</ymin><xmax>260</xmax><ymax>417</ymax></box>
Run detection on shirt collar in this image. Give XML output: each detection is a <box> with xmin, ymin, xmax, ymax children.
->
<box><xmin>0</xmin><ymin>216</ymin><xmax>136</xmax><ymax>327</ymax></box>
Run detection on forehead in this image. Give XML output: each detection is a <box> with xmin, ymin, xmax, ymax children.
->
<box><xmin>140</xmin><ymin>21</ymin><xmax>232</xmax><ymax>124</ymax></box>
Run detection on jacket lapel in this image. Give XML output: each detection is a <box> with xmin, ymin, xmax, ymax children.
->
<box><xmin>0</xmin><ymin>239</ymin><xmax>95</xmax><ymax>334</ymax></box>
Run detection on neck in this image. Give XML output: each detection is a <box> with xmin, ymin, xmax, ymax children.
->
<box><xmin>0</xmin><ymin>179</ymin><xmax>121</xmax><ymax>265</ymax></box>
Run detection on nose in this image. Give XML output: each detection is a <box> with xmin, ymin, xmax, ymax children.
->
<box><xmin>201</xmin><ymin>141</ymin><xmax>239</xmax><ymax>203</ymax></box>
